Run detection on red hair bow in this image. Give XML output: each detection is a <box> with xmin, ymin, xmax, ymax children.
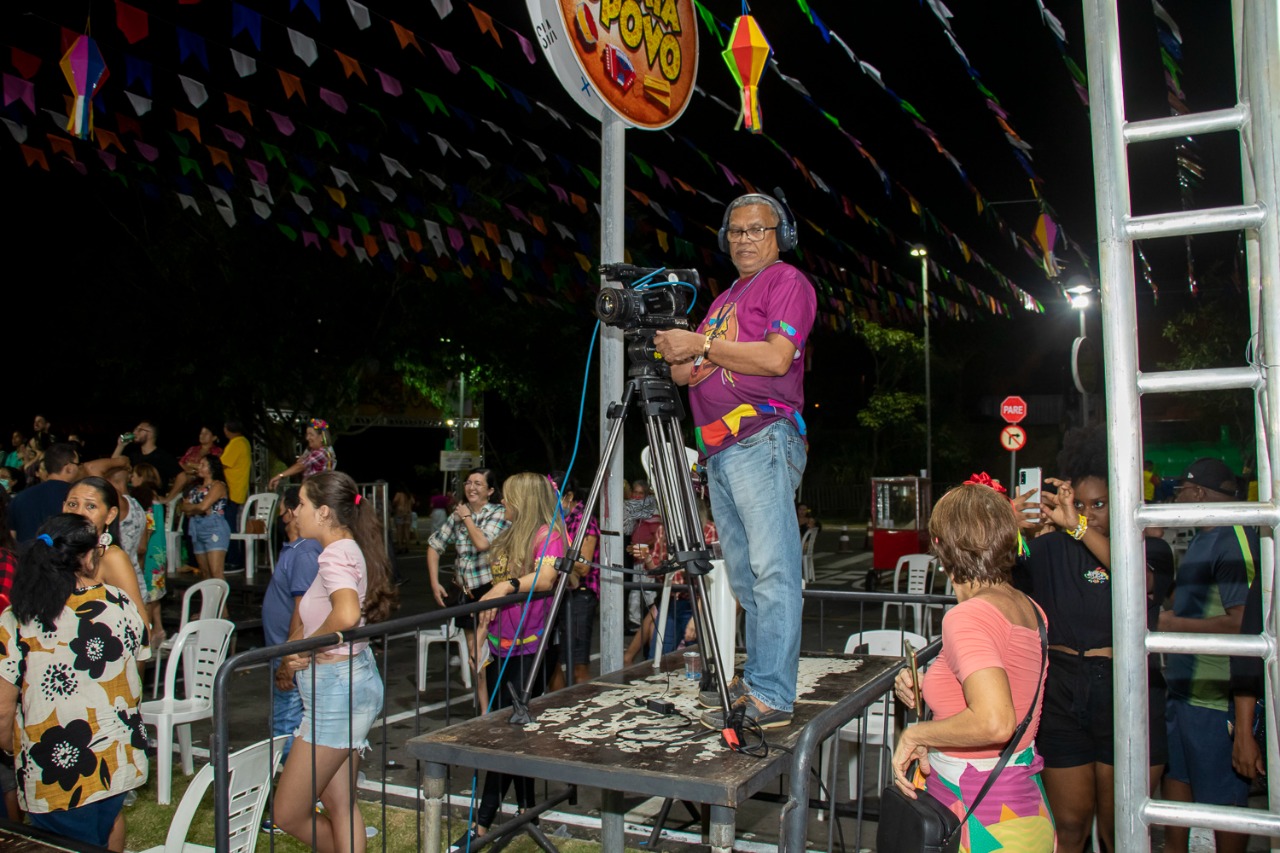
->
<box><xmin>964</xmin><ymin>472</ymin><xmax>1007</xmax><ymax>494</ymax></box>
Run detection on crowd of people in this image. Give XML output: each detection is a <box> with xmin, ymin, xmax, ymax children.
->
<box><xmin>0</xmin><ymin>413</ymin><xmax>374</xmax><ymax>851</ymax></box>
<box><xmin>0</xmin><ymin>191</ymin><xmax>1269</xmax><ymax>853</ymax></box>
<box><xmin>886</xmin><ymin>430</ymin><xmax>1267</xmax><ymax>853</ymax></box>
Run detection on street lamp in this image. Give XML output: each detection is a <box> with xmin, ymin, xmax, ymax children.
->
<box><xmin>910</xmin><ymin>244</ymin><xmax>931</xmax><ymax>481</ymax></box>
<box><xmin>1067</xmin><ymin>281</ymin><xmax>1092</xmax><ymax>425</ymax></box>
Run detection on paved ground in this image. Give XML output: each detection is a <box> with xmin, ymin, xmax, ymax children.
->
<box><xmin>163</xmin><ymin>530</ymin><xmax>1272</xmax><ymax>851</ymax></box>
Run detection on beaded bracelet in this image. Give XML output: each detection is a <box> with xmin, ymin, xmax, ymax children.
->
<box><xmin>1069</xmin><ymin>514</ymin><xmax>1088</xmax><ymax>540</ymax></box>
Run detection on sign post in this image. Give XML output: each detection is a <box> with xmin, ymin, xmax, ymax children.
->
<box><xmin>527</xmin><ymin>8</ymin><xmax>698</xmax><ymax>844</ymax></box>
<box><xmin>1000</xmin><ymin>396</ymin><xmax>1028</xmax><ymax>491</ymax></box>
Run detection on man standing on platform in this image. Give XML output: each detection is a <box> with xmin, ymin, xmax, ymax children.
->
<box><xmin>655</xmin><ymin>192</ymin><xmax>816</xmax><ymax>730</ymax></box>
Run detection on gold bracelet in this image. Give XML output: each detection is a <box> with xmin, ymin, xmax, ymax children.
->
<box><xmin>702</xmin><ymin>333</ymin><xmax>714</xmax><ymax>359</ymax></box>
<box><xmin>1070</xmin><ymin>514</ymin><xmax>1088</xmax><ymax>540</ymax></box>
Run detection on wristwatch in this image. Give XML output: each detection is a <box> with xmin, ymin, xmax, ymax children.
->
<box><xmin>509</xmin><ymin>576</ymin><xmax>521</xmax><ymax>595</ymax></box>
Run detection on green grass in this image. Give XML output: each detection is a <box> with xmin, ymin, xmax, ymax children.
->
<box><xmin>120</xmin><ymin>767</ymin><xmax>628</xmax><ymax>852</ymax></box>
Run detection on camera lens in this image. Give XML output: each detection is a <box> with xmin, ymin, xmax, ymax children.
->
<box><xmin>595</xmin><ymin>288</ymin><xmax>630</xmax><ymax>326</ymax></box>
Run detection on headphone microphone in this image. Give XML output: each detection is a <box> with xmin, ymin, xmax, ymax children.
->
<box><xmin>717</xmin><ymin>189</ymin><xmax>799</xmax><ymax>254</ymax></box>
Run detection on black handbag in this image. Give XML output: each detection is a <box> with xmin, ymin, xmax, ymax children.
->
<box><xmin>876</xmin><ymin>605</ymin><xmax>1047</xmax><ymax>853</ymax></box>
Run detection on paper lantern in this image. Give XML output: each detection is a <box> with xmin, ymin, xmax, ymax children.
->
<box><xmin>721</xmin><ymin>15</ymin><xmax>770</xmax><ymax>133</ymax></box>
<box><xmin>60</xmin><ymin>35</ymin><xmax>110</xmax><ymax>140</ymax></box>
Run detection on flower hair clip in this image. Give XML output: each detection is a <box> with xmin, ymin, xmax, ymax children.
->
<box><xmin>309</xmin><ymin>418</ymin><xmax>330</xmax><ymax>431</ymax></box>
<box><xmin>963</xmin><ymin>472</ymin><xmax>1007</xmax><ymax>494</ymax></box>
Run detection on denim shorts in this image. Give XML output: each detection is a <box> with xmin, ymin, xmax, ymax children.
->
<box><xmin>295</xmin><ymin>647</ymin><xmax>383</xmax><ymax>751</ymax></box>
<box><xmin>188</xmin><ymin>513</ymin><xmax>231</xmax><ymax>554</ymax></box>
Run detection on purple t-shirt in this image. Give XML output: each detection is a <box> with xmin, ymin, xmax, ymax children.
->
<box><xmin>688</xmin><ymin>261</ymin><xmax>816</xmax><ymax>458</ymax></box>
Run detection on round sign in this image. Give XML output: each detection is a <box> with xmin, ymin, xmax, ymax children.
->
<box><xmin>1000</xmin><ymin>425</ymin><xmax>1027</xmax><ymax>452</ymax></box>
<box><xmin>1000</xmin><ymin>395</ymin><xmax>1028</xmax><ymax>424</ymax></box>
<box><xmin>1072</xmin><ymin>336</ymin><xmax>1100</xmax><ymax>395</ymax></box>
<box><xmin>539</xmin><ymin>0</ymin><xmax>699</xmax><ymax>129</ymax></box>
<box><xmin>528</xmin><ymin>0</ymin><xmax>606</xmax><ymax>120</ymax></box>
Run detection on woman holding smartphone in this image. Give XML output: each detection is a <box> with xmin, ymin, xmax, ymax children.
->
<box><xmin>1015</xmin><ymin>426</ymin><xmax>1172</xmax><ymax>853</ymax></box>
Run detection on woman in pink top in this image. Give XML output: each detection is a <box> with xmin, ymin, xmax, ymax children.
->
<box><xmin>891</xmin><ymin>482</ymin><xmax>1055</xmax><ymax>853</ymax></box>
<box><xmin>272</xmin><ymin>472</ymin><xmax>397</xmax><ymax>853</ymax></box>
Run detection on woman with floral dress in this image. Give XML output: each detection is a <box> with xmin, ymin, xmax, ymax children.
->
<box><xmin>0</xmin><ymin>513</ymin><xmax>148</xmax><ymax>851</ymax></box>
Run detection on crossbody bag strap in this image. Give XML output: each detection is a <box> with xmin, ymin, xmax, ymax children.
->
<box><xmin>945</xmin><ymin>601</ymin><xmax>1048</xmax><ymax>839</ymax></box>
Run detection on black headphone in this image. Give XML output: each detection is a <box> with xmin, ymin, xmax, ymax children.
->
<box><xmin>717</xmin><ymin>191</ymin><xmax>798</xmax><ymax>254</ymax></box>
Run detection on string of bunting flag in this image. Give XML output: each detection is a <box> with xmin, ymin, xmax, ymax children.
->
<box><xmin>786</xmin><ymin>0</ymin><xmax>1089</xmax><ymax>278</ymax></box>
<box><xmin>687</xmin><ymin>5</ymin><xmax>1046</xmax><ymax>312</ymax></box>
<box><xmin>1</xmin><ymin>0</ymin><xmax>1046</xmax><ymax>327</ymax></box>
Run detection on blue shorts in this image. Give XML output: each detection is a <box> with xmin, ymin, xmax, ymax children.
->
<box><xmin>1166</xmin><ymin>697</ymin><xmax>1250</xmax><ymax>806</ymax></box>
<box><xmin>29</xmin><ymin>793</ymin><xmax>126</xmax><ymax>848</ymax></box>
<box><xmin>295</xmin><ymin>647</ymin><xmax>383</xmax><ymax>751</ymax></box>
<box><xmin>188</xmin><ymin>513</ymin><xmax>230</xmax><ymax>554</ymax></box>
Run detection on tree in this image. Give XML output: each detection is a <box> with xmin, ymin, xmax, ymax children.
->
<box><xmin>1158</xmin><ymin>271</ymin><xmax>1255</xmax><ymax>456</ymax></box>
<box><xmin>854</xmin><ymin>319</ymin><xmax>926</xmax><ymax>478</ymax></box>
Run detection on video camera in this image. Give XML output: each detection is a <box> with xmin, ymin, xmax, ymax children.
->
<box><xmin>596</xmin><ymin>264</ymin><xmax>701</xmax><ymax>334</ymax></box>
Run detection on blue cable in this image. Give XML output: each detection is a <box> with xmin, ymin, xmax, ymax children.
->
<box><xmin>460</xmin><ymin>320</ymin><xmax>598</xmax><ymax>851</ymax></box>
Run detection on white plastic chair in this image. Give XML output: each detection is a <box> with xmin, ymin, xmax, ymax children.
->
<box><xmin>154</xmin><ymin>579</ymin><xmax>230</xmax><ymax>699</ymax></box>
<box><xmin>822</xmin><ymin>629</ymin><xmax>927</xmax><ymax>799</ymax></box>
<box><xmin>880</xmin><ymin>554</ymin><xmax>937</xmax><ymax>636</ymax></box>
<box><xmin>228</xmin><ymin>492</ymin><xmax>279</xmax><ymax>583</ymax></box>
<box><xmin>164</xmin><ymin>496</ymin><xmax>185</xmax><ymax>576</ymax></box>
<box><xmin>801</xmin><ymin>527</ymin><xmax>819</xmax><ymax>584</ymax></box>
<box><xmin>924</xmin><ymin>565</ymin><xmax>955</xmax><ymax>638</ymax></box>
<box><xmin>141</xmin><ymin>618</ymin><xmax>236</xmax><ymax>805</ymax></box>
<box><xmin>137</xmin><ymin>734</ymin><xmax>290</xmax><ymax>853</ymax></box>
<box><xmin>417</xmin><ymin>618</ymin><xmax>472</xmax><ymax>691</ymax></box>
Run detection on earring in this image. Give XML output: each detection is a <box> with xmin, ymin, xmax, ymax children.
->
<box><xmin>99</xmin><ymin>532</ymin><xmax>113</xmax><ymax>548</ymax></box>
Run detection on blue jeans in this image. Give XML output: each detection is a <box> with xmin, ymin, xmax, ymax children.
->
<box><xmin>272</xmin><ymin>678</ymin><xmax>304</xmax><ymax>762</ymax></box>
<box><xmin>706</xmin><ymin>419</ymin><xmax>806</xmax><ymax>712</ymax></box>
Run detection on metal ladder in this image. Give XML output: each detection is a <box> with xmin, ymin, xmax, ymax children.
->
<box><xmin>1083</xmin><ymin>0</ymin><xmax>1280</xmax><ymax>848</ymax></box>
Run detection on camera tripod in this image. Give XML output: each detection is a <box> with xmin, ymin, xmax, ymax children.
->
<box><xmin>507</xmin><ymin>316</ymin><xmax>742</xmax><ymax>750</ymax></box>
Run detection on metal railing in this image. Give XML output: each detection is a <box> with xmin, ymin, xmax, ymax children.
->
<box><xmin>208</xmin><ymin>584</ymin><xmax>957</xmax><ymax>852</ymax></box>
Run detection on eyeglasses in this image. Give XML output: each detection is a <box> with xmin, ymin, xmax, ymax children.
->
<box><xmin>725</xmin><ymin>225</ymin><xmax>778</xmax><ymax>243</ymax></box>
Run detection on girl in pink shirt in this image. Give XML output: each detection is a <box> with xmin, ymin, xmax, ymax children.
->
<box><xmin>890</xmin><ymin>482</ymin><xmax>1055</xmax><ymax>853</ymax></box>
<box><xmin>452</xmin><ymin>472</ymin><xmax>567</xmax><ymax>851</ymax></box>
<box><xmin>272</xmin><ymin>472</ymin><xmax>397</xmax><ymax>853</ymax></box>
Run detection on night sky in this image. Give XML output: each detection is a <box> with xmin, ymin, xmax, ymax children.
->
<box><xmin>0</xmin><ymin>1</ymin><xmax>1249</xmax><ymax>482</ymax></box>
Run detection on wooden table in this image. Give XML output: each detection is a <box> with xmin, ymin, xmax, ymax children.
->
<box><xmin>406</xmin><ymin>651</ymin><xmax>900</xmax><ymax>852</ymax></box>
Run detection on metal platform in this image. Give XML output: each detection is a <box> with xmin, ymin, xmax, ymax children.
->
<box><xmin>407</xmin><ymin>650</ymin><xmax>901</xmax><ymax>852</ymax></box>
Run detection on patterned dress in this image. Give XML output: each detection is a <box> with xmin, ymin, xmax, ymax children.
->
<box><xmin>0</xmin><ymin>584</ymin><xmax>149</xmax><ymax>813</ymax></box>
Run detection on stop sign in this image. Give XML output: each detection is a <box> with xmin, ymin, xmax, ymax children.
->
<box><xmin>1000</xmin><ymin>395</ymin><xmax>1028</xmax><ymax>424</ymax></box>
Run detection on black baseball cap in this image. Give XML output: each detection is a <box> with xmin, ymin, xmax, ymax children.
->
<box><xmin>1179</xmin><ymin>457</ymin><xmax>1238</xmax><ymax>496</ymax></box>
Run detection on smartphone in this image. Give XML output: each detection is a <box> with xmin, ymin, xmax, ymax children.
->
<box><xmin>906</xmin><ymin>642</ymin><xmax>923</xmax><ymax>717</ymax></box>
<box><xmin>1017</xmin><ymin>467</ymin><xmax>1043</xmax><ymax>517</ymax></box>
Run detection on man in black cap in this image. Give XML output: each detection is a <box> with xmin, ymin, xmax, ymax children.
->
<box><xmin>1158</xmin><ymin>457</ymin><xmax>1255</xmax><ymax>853</ymax></box>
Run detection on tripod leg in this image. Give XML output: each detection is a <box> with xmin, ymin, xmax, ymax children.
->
<box><xmin>647</xmin><ymin>797</ymin><xmax>676</xmax><ymax>847</ymax></box>
<box><xmin>510</xmin><ymin>381</ymin><xmax>640</xmax><ymax>721</ymax></box>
